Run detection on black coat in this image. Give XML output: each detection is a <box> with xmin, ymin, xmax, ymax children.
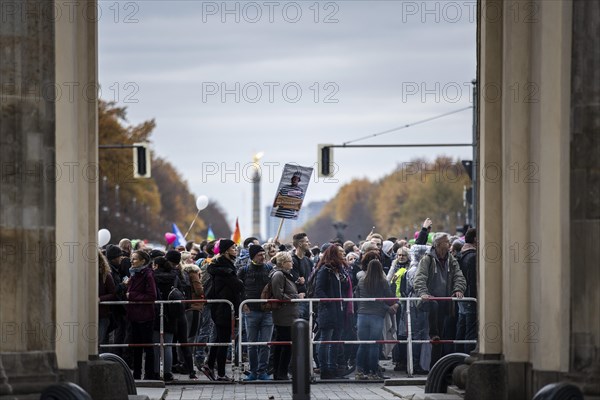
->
<box><xmin>315</xmin><ymin>265</ymin><xmax>347</xmax><ymax>330</ymax></box>
<box><xmin>457</xmin><ymin>248</ymin><xmax>477</xmax><ymax>299</ymax></box>
<box><xmin>153</xmin><ymin>268</ymin><xmax>182</xmax><ymax>333</ymax></box>
<box><xmin>207</xmin><ymin>256</ymin><xmax>244</xmax><ymax>327</ymax></box>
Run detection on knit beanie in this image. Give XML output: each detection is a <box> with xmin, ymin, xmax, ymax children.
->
<box><xmin>165</xmin><ymin>250</ymin><xmax>181</xmax><ymax>264</ymax></box>
<box><xmin>249</xmin><ymin>245</ymin><xmax>265</xmax><ymax>260</ymax></box>
<box><xmin>106</xmin><ymin>244</ymin><xmax>122</xmax><ymax>260</ymax></box>
<box><xmin>218</xmin><ymin>239</ymin><xmax>235</xmax><ymax>254</ymax></box>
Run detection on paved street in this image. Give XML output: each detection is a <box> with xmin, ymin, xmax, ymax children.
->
<box><xmin>132</xmin><ymin>355</ymin><xmax>437</xmax><ymax>400</ymax></box>
<box><xmin>160</xmin><ymin>382</ymin><xmax>412</xmax><ymax>400</ymax></box>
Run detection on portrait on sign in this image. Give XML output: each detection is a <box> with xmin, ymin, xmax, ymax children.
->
<box><xmin>270</xmin><ymin>164</ymin><xmax>313</xmax><ymax>220</ymax></box>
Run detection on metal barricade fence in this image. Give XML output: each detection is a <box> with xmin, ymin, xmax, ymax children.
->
<box><xmin>99</xmin><ymin>299</ymin><xmax>235</xmax><ymax>380</ymax></box>
<box><xmin>238</xmin><ymin>297</ymin><xmax>477</xmax><ymax>379</ymax></box>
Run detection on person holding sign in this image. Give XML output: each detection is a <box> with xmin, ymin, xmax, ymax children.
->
<box><xmin>272</xmin><ymin>170</ymin><xmax>304</xmax><ymax>219</ymax></box>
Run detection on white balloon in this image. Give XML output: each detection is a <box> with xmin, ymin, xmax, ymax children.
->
<box><xmin>196</xmin><ymin>195</ymin><xmax>209</xmax><ymax>211</ymax></box>
<box><xmin>98</xmin><ymin>229</ymin><xmax>111</xmax><ymax>247</ymax></box>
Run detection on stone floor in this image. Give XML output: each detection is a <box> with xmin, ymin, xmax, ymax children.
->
<box><xmin>140</xmin><ymin>352</ymin><xmax>439</xmax><ymax>399</ymax></box>
<box><xmin>161</xmin><ymin>383</ymin><xmax>419</xmax><ymax>400</ymax></box>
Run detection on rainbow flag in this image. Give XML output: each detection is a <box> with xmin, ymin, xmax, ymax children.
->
<box><xmin>207</xmin><ymin>225</ymin><xmax>215</xmax><ymax>241</ymax></box>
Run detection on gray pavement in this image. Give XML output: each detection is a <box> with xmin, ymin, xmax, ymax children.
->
<box><xmin>139</xmin><ymin>356</ymin><xmax>438</xmax><ymax>399</ymax></box>
<box><xmin>160</xmin><ymin>382</ymin><xmax>420</xmax><ymax>399</ymax></box>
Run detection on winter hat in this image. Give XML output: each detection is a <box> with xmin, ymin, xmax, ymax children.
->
<box><xmin>218</xmin><ymin>239</ymin><xmax>235</xmax><ymax>254</ymax></box>
<box><xmin>165</xmin><ymin>250</ymin><xmax>181</xmax><ymax>264</ymax></box>
<box><xmin>150</xmin><ymin>249</ymin><xmax>165</xmax><ymax>259</ymax></box>
<box><xmin>320</xmin><ymin>242</ymin><xmax>332</xmax><ymax>253</ymax></box>
<box><xmin>249</xmin><ymin>244</ymin><xmax>265</xmax><ymax>260</ymax></box>
<box><xmin>106</xmin><ymin>244</ymin><xmax>122</xmax><ymax>260</ymax></box>
<box><xmin>382</xmin><ymin>240</ymin><xmax>394</xmax><ymax>256</ymax></box>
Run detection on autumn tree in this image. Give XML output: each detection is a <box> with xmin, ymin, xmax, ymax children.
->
<box><xmin>99</xmin><ymin>100</ymin><xmax>230</xmax><ymax>244</ymax></box>
<box><xmin>303</xmin><ymin>157</ymin><xmax>470</xmax><ymax>243</ymax></box>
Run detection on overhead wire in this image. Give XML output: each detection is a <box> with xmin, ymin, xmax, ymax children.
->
<box><xmin>342</xmin><ymin>106</ymin><xmax>473</xmax><ymax>146</ymax></box>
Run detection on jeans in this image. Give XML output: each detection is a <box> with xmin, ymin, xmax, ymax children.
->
<box><xmin>456</xmin><ymin>310</ymin><xmax>477</xmax><ymax>354</ymax></box>
<box><xmin>356</xmin><ymin>314</ymin><xmax>384</xmax><ymax>374</ymax></box>
<box><xmin>297</xmin><ymin>302</ymin><xmax>309</xmax><ymax>320</ymax></box>
<box><xmin>409</xmin><ymin>305</ymin><xmax>429</xmax><ymax>370</ymax></box>
<box><xmin>98</xmin><ymin>317</ymin><xmax>110</xmax><ymax>349</ymax></box>
<box><xmin>194</xmin><ymin>306</ymin><xmax>215</xmax><ymax>365</ymax></box>
<box><xmin>244</xmin><ymin>310</ymin><xmax>274</xmax><ymax>375</ymax></box>
<box><xmin>419</xmin><ymin>300</ymin><xmax>452</xmax><ymax>368</ymax></box>
<box><xmin>153</xmin><ymin>331</ymin><xmax>174</xmax><ymax>375</ymax></box>
<box><xmin>319</xmin><ymin>328</ymin><xmax>341</xmax><ymax>372</ymax></box>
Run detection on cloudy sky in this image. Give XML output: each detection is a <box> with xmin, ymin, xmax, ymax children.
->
<box><xmin>99</xmin><ymin>0</ymin><xmax>476</xmax><ymax>238</ymax></box>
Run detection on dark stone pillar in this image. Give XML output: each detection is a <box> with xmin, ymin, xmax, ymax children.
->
<box><xmin>570</xmin><ymin>0</ymin><xmax>600</xmax><ymax>396</ymax></box>
<box><xmin>0</xmin><ymin>0</ymin><xmax>59</xmax><ymax>396</ymax></box>
<box><xmin>466</xmin><ymin>360</ymin><xmax>507</xmax><ymax>400</ymax></box>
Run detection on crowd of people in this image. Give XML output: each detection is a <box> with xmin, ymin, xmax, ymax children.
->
<box><xmin>98</xmin><ymin>218</ymin><xmax>478</xmax><ymax>382</ymax></box>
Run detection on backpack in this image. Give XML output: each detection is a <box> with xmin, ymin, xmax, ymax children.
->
<box><xmin>260</xmin><ymin>274</ymin><xmax>282</xmax><ymax>311</ymax></box>
<box><xmin>305</xmin><ymin>268</ymin><xmax>318</xmax><ymax>299</ymax></box>
<box><xmin>165</xmin><ymin>278</ymin><xmax>186</xmax><ymax>320</ymax></box>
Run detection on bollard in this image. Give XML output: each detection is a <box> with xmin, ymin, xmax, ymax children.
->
<box><xmin>292</xmin><ymin>319</ymin><xmax>310</xmax><ymax>400</ymax></box>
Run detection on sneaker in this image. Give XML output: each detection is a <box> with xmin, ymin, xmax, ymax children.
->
<box><xmin>163</xmin><ymin>372</ymin><xmax>175</xmax><ymax>382</ymax></box>
<box><xmin>412</xmin><ymin>367</ymin><xmax>429</xmax><ymax>375</ymax></box>
<box><xmin>189</xmin><ymin>372</ymin><xmax>198</xmax><ymax>380</ymax></box>
<box><xmin>376</xmin><ymin>371</ymin><xmax>390</xmax><ymax>380</ymax></box>
<box><xmin>257</xmin><ymin>373</ymin><xmax>272</xmax><ymax>381</ymax></box>
<box><xmin>216</xmin><ymin>375</ymin><xmax>232</xmax><ymax>381</ymax></box>
<box><xmin>320</xmin><ymin>370</ymin><xmax>337</xmax><ymax>380</ymax></box>
<box><xmin>244</xmin><ymin>372</ymin><xmax>257</xmax><ymax>381</ymax></box>
<box><xmin>355</xmin><ymin>372</ymin><xmax>369</xmax><ymax>381</ymax></box>
<box><xmin>394</xmin><ymin>363</ymin><xmax>406</xmax><ymax>371</ymax></box>
<box><xmin>337</xmin><ymin>365</ymin><xmax>355</xmax><ymax>377</ymax></box>
<box><xmin>201</xmin><ymin>365</ymin><xmax>215</xmax><ymax>381</ymax></box>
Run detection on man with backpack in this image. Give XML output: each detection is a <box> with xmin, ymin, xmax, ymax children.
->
<box><xmin>238</xmin><ymin>245</ymin><xmax>274</xmax><ymax>381</ymax></box>
<box><xmin>413</xmin><ymin>232</ymin><xmax>466</xmax><ymax>369</ymax></box>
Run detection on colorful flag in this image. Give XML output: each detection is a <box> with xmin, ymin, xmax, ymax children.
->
<box><xmin>207</xmin><ymin>225</ymin><xmax>215</xmax><ymax>241</ymax></box>
<box><xmin>172</xmin><ymin>223</ymin><xmax>186</xmax><ymax>247</ymax></box>
<box><xmin>232</xmin><ymin>218</ymin><xmax>241</xmax><ymax>245</ymax></box>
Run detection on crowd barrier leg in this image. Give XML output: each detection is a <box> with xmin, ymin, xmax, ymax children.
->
<box><xmin>406</xmin><ymin>298</ymin><xmax>414</xmax><ymax>377</ymax></box>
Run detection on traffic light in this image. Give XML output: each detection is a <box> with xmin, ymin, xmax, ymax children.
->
<box><xmin>318</xmin><ymin>144</ymin><xmax>333</xmax><ymax>177</ymax></box>
<box><xmin>133</xmin><ymin>142</ymin><xmax>151</xmax><ymax>178</ymax></box>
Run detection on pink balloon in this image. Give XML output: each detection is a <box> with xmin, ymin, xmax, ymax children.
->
<box><xmin>165</xmin><ymin>232</ymin><xmax>176</xmax><ymax>244</ymax></box>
